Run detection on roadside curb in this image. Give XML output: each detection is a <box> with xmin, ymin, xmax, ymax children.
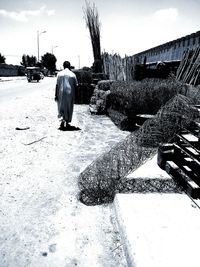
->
<box><xmin>0</xmin><ymin>76</ymin><xmax>26</xmax><ymax>82</ymax></box>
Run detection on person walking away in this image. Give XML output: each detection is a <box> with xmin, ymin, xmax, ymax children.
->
<box><xmin>55</xmin><ymin>61</ymin><xmax>78</xmax><ymax>130</ymax></box>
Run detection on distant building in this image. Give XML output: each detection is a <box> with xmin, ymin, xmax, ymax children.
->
<box><xmin>134</xmin><ymin>30</ymin><xmax>200</xmax><ymax>63</ymax></box>
<box><xmin>0</xmin><ymin>63</ymin><xmax>25</xmax><ymax>77</ymax></box>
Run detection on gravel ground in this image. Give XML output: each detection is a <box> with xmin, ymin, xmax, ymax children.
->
<box><xmin>0</xmin><ymin>78</ymin><xmax>129</xmax><ymax>267</ymax></box>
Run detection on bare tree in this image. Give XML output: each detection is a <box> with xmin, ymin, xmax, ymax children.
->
<box><xmin>83</xmin><ymin>1</ymin><xmax>102</xmax><ymax>72</ymax></box>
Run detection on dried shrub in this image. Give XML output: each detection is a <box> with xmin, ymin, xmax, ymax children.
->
<box><xmin>89</xmin><ymin>80</ymin><xmax>113</xmax><ymax>114</ymax></box>
<box><xmin>97</xmin><ymin>80</ymin><xmax>114</xmax><ymax>91</ymax></box>
<box><xmin>73</xmin><ymin>69</ymin><xmax>92</xmax><ymax>84</ymax></box>
<box><xmin>75</xmin><ymin>84</ymin><xmax>95</xmax><ymax>104</ymax></box>
<box><xmin>92</xmin><ymin>73</ymin><xmax>109</xmax><ymax>81</ymax></box>
<box><xmin>73</xmin><ymin>69</ymin><xmax>95</xmax><ymax>104</ymax></box>
<box><xmin>110</xmin><ymin>79</ymin><xmax>185</xmax><ymax>117</ymax></box>
<box><xmin>107</xmin><ymin>108</ymin><xmax>136</xmax><ymax>131</ymax></box>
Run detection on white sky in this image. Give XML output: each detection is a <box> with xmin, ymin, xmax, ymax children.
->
<box><xmin>0</xmin><ymin>0</ymin><xmax>199</xmax><ymax>69</ymax></box>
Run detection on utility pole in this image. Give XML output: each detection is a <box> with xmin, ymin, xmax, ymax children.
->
<box><xmin>52</xmin><ymin>45</ymin><xmax>58</xmax><ymax>54</ymax></box>
<box><xmin>37</xmin><ymin>30</ymin><xmax>47</xmax><ymax>62</ymax></box>
<box><xmin>78</xmin><ymin>55</ymin><xmax>80</xmax><ymax>69</ymax></box>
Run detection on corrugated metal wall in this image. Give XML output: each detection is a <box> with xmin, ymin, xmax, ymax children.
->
<box><xmin>135</xmin><ymin>31</ymin><xmax>200</xmax><ymax>63</ymax></box>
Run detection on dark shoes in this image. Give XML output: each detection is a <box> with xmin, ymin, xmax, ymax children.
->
<box><xmin>59</xmin><ymin>122</ymin><xmax>81</xmax><ymax>131</ymax></box>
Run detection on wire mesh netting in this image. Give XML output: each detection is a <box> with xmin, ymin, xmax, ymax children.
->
<box><xmin>117</xmin><ymin>178</ymin><xmax>183</xmax><ymax>194</ymax></box>
<box><xmin>136</xmin><ymin>94</ymin><xmax>199</xmax><ymax>147</ymax></box>
<box><xmin>78</xmin><ymin>133</ymin><xmax>156</xmax><ymax>205</ymax></box>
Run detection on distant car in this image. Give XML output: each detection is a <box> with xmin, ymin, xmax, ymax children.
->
<box><xmin>40</xmin><ymin>72</ymin><xmax>44</xmax><ymax>79</ymax></box>
<box><xmin>26</xmin><ymin>67</ymin><xmax>41</xmax><ymax>82</ymax></box>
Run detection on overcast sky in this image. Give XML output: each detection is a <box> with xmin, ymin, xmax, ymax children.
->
<box><xmin>0</xmin><ymin>0</ymin><xmax>199</xmax><ymax>69</ymax></box>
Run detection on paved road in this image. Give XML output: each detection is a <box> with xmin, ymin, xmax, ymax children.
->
<box><xmin>0</xmin><ymin>78</ymin><xmax>128</xmax><ymax>267</ymax></box>
<box><xmin>0</xmin><ymin>77</ymin><xmax>55</xmax><ymax>103</ymax></box>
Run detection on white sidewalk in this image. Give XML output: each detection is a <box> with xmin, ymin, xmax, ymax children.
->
<box><xmin>114</xmin><ymin>155</ymin><xmax>200</xmax><ymax>267</ymax></box>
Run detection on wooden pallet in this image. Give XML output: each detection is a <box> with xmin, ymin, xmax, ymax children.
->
<box><xmin>158</xmin><ymin>122</ymin><xmax>200</xmax><ymax>199</ymax></box>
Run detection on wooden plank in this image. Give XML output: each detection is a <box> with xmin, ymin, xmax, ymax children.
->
<box><xmin>157</xmin><ymin>144</ymin><xmax>174</xmax><ymax>170</ymax></box>
<box><xmin>165</xmin><ymin>161</ymin><xmax>200</xmax><ymax>199</ymax></box>
<box><xmin>173</xmin><ymin>143</ymin><xmax>200</xmax><ymax>166</ymax></box>
<box><xmin>165</xmin><ymin>144</ymin><xmax>200</xmax><ymax>185</ymax></box>
<box><xmin>176</xmin><ymin>133</ymin><xmax>200</xmax><ymax>154</ymax></box>
<box><xmin>158</xmin><ymin>123</ymin><xmax>200</xmax><ymax>199</ymax></box>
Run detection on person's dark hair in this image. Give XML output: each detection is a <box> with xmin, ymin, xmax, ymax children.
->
<box><xmin>63</xmin><ymin>61</ymin><xmax>71</xmax><ymax>69</ymax></box>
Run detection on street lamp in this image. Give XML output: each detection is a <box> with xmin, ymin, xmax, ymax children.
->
<box><xmin>78</xmin><ymin>55</ymin><xmax>80</xmax><ymax>69</ymax></box>
<box><xmin>37</xmin><ymin>30</ymin><xmax>47</xmax><ymax>62</ymax></box>
<box><xmin>52</xmin><ymin>45</ymin><xmax>58</xmax><ymax>54</ymax></box>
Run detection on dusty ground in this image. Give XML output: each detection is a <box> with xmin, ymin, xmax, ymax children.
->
<box><xmin>0</xmin><ymin>77</ymin><xmax>129</xmax><ymax>267</ymax></box>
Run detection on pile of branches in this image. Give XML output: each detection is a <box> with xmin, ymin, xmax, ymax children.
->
<box><xmin>73</xmin><ymin>69</ymin><xmax>94</xmax><ymax>104</ymax></box>
<box><xmin>136</xmin><ymin>94</ymin><xmax>199</xmax><ymax>147</ymax></box>
<box><xmin>176</xmin><ymin>47</ymin><xmax>200</xmax><ymax>86</ymax></box>
<box><xmin>102</xmin><ymin>52</ymin><xmax>140</xmax><ymax>82</ymax></box>
<box><xmin>89</xmin><ymin>80</ymin><xmax>114</xmax><ymax>114</ymax></box>
<box><xmin>106</xmin><ymin>79</ymin><xmax>186</xmax><ymax>131</ymax></box>
<box><xmin>110</xmin><ymin>79</ymin><xmax>185</xmax><ymax>116</ymax></box>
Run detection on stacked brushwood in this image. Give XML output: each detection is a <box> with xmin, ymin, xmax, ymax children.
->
<box><xmin>102</xmin><ymin>53</ymin><xmax>125</xmax><ymax>81</ymax></box>
<box><xmin>89</xmin><ymin>80</ymin><xmax>114</xmax><ymax>114</ymax></box>
<box><xmin>176</xmin><ymin>47</ymin><xmax>200</xmax><ymax>86</ymax></box>
<box><xmin>107</xmin><ymin>79</ymin><xmax>185</xmax><ymax>131</ymax></box>
<box><xmin>102</xmin><ymin>52</ymin><xmax>138</xmax><ymax>81</ymax></box>
<box><xmin>73</xmin><ymin>69</ymin><xmax>94</xmax><ymax>104</ymax></box>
